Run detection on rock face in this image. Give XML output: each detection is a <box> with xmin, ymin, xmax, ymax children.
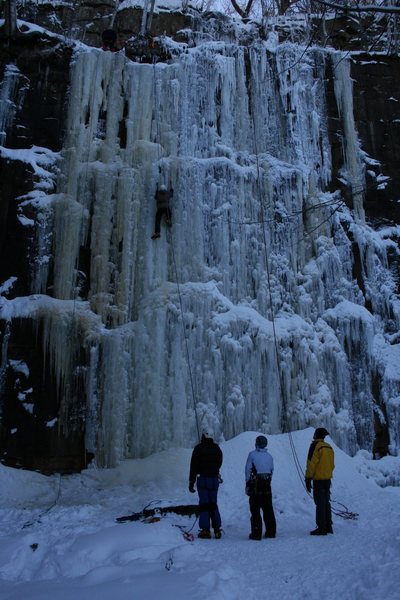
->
<box><xmin>0</xmin><ymin>30</ymin><xmax>78</xmax><ymax>472</ymax></box>
<box><xmin>352</xmin><ymin>54</ymin><xmax>400</xmax><ymax>224</ymax></box>
<box><xmin>0</xmin><ymin>32</ymin><xmax>71</xmax><ymax>290</ymax></box>
<box><xmin>0</xmin><ymin>5</ymin><xmax>399</xmax><ymax>473</ymax></box>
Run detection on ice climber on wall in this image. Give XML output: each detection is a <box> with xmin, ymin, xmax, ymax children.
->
<box><xmin>305</xmin><ymin>427</ymin><xmax>335</xmax><ymax>535</ymax></box>
<box><xmin>151</xmin><ymin>184</ymin><xmax>173</xmax><ymax>239</ymax></box>
<box><xmin>189</xmin><ymin>429</ymin><xmax>223</xmax><ymax>539</ymax></box>
<box><xmin>101</xmin><ymin>29</ymin><xmax>119</xmax><ymax>52</ymax></box>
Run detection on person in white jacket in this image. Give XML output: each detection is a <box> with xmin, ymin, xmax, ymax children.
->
<box><xmin>245</xmin><ymin>435</ymin><xmax>276</xmax><ymax>540</ymax></box>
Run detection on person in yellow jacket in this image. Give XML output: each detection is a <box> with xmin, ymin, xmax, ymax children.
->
<box><xmin>305</xmin><ymin>427</ymin><xmax>335</xmax><ymax>536</ymax></box>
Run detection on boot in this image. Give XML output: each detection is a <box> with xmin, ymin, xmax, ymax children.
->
<box><xmin>214</xmin><ymin>529</ymin><xmax>222</xmax><ymax>539</ymax></box>
<box><xmin>249</xmin><ymin>532</ymin><xmax>262</xmax><ymax>541</ymax></box>
<box><xmin>198</xmin><ymin>529</ymin><xmax>211</xmax><ymax>539</ymax></box>
<box><xmin>310</xmin><ymin>528</ymin><xmax>327</xmax><ymax>536</ymax></box>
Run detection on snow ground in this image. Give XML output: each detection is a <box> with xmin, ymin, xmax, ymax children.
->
<box><xmin>0</xmin><ymin>429</ymin><xmax>399</xmax><ymax>600</ymax></box>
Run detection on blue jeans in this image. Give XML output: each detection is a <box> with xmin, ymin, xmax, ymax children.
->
<box><xmin>197</xmin><ymin>476</ymin><xmax>221</xmax><ymax>531</ymax></box>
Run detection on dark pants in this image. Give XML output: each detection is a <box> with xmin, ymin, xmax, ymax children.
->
<box><xmin>197</xmin><ymin>476</ymin><xmax>221</xmax><ymax>531</ymax></box>
<box><xmin>154</xmin><ymin>207</ymin><xmax>171</xmax><ymax>234</ymax></box>
<box><xmin>313</xmin><ymin>479</ymin><xmax>332</xmax><ymax>532</ymax></box>
<box><xmin>249</xmin><ymin>493</ymin><xmax>276</xmax><ymax>538</ymax></box>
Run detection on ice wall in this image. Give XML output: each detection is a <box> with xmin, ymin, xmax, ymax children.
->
<box><xmin>6</xmin><ymin>39</ymin><xmax>400</xmax><ymax>465</ymax></box>
<box><xmin>0</xmin><ymin>64</ymin><xmax>25</xmax><ymax>146</ymax></box>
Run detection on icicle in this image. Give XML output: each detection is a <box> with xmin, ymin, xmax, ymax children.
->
<box><xmin>332</xmin><ymin>54</ymin><xmax>365</xmax><ymax>222</ymax></box>
<box><xmin>85</xmin><ymin>345</ymin><xmax>100</xmax><ymax>457</ymax></box>
<box><xmin>95</xmin><ymin>328</ymin><xmax>130</xmax><ymax>466</ymax></box>
<box><xmin>0</xmin><ymin>64</ymin><xmax>25</xmax><ymax>146</ymax></box>
<box><xmin>0</xmin><ymin>322</ymin><xmax>11</xmax><ymax>405</ymax></box>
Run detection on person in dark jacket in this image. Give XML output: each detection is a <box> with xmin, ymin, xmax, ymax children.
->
<box><xmin>151</xmin><ymin>184</ymin><xmax>173</xmax><ymax>239</ymax></box>
<box><xmin>101</xmin><ymin>29</ymin><xmax>119</xmax><ymax>52</ymax></box>
<box><xmin>245</xmin><ymin>435</ymin><xmax>276</xmax><ymax>540</ymax></box>
<box><xmin>189</xmin><ymin>430</ymin><xmax>223</xmax><ymax>539</ymax></box>
<box><xmin>305</xmin><ymin>427</ymin><xmax>335</xmax><ymax>536</ymax></box>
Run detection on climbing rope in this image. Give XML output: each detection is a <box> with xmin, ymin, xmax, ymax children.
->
<box><xmin>173</xmin><ymin>517</ymin><xmax>198</xmax><ymax>541</ymax></box>
<box><xmin>117</xmin><ymin>499</ymin><xmax>198</xmax><ymax>540</ymax></box>
<box><xmin>209</xmin><ymin>196</ymin><xmax>346</xmax><ymax>242</ymax></box>
<box><xmin>22</xmin><ymin>473</ymin><xmax>62</xmax><ymax>529</ymax></box>
<box><xmin>250</xmin><ymin>108</ymin><xmax>313</xmax><ymax>491</ymax></box>
<box><xmin>331</xmin><ymin>500</ymin><xmax>359</xmax><ymax>520</ymax></box>
<box><xmin>149</xmin><ymin>43</ymin><xmax>356</xmax><ymax>518</ymax></box>
<box><xmin>169</xmin><ymin>235</ymin><xmax>202</xmax><ymax>442</ymax></box>
<box><xmin>151</xmin><ymin>59</ymin><xmax>201</xmax><ymax>442</ymax></box>
<box><xmin>250</xmin><ymin>110</ymin><xmax>290</xmax><ymax>434</ymax></box>
<box><xmin>250</xmin><ymin>107</ymin><xmax>357</xmax><ymax>519</ymax></box>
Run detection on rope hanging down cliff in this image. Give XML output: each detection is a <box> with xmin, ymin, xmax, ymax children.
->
<box><xmin>151</xmin><ymin>50</ymin><xmax>356</xmax><ymax>519</ymax></box>
<box><xmin>151</xmin><ymin>60</ymin><xmax>201</xmax><ymax>443</ymax></box>
<box><xmin>250</xmin><ymin>110</ymin><xmax>306</xmax><ymax>485</ymax></box>
<box><xmin>250</xmin><ymin>110</ymin><xmax>357</xmax><ymax>521</ymax></box>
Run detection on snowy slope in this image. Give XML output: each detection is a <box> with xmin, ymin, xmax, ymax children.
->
<box><xmin>0</xmin><ymin>429</ymin><xmax>399</xmax><ymax>599</ymax></box>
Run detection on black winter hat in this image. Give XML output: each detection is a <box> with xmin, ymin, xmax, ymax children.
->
<box><xmin>314</xmin><ymin>427</ymin><xmax>329</xmax><ymax>439</ymax></box>
<box><xmin>102</xmin><ymin>29</ymin><xmax>117</xmax><ymax>43</ymax></box>
<box><xmin>255</xmin><ymin>435</ymin><xmax>268</xmax><ymax>449</ymax></box>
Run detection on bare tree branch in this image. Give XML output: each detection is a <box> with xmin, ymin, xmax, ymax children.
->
<box><xmin>230</xmin><ymin>0</ymin><xmax>257</xmax><ymax>18</ymax></box>
<box><xmin>4</xmin><ymin>0</ymin><xmax>18</xmax><ymax>37</ymax></box>
<box><xmin>311</xmin><ymin>0</ymin><xmax>400</xmax><ymax>14</ymax></box>
<box><xmin>230</xmin><ymin>0</ymin><xmax>246</xmax><ymax>17</ymax></box>
<box><xmin>244</xmin><ymin>0</ymin><xmax>256</xmax><ymax>17</ymax></box>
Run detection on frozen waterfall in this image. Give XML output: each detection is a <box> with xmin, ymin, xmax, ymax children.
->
<box><xmin>2</xmin><ymin>38</ymin><xmax>400</xmax><ymax>467</ymax></box>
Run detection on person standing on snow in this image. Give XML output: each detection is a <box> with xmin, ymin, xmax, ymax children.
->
<box><xmin>151</xmin><ymin>184</ymin><xmax>173</xmax><ymax>239</ymax></box>
<box><xmin>305</xmin><ymin>427</ymin><xmax>335</xmax><ymax>536</ymax></box>
<box><xmin>245</xmin><ymin>435</ymin><xmax>276</xmax><ymax>540</ymax></box>
<box><xmin>189</xmin><ymin>430</ymin><xmax>223</xmax><ymax>539</ymax></box>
